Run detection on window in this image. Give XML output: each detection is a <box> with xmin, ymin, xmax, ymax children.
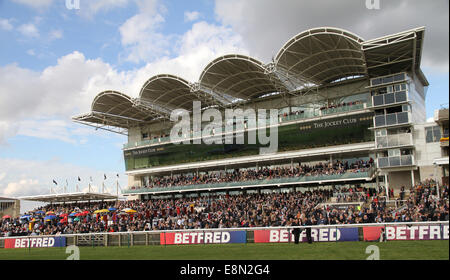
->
<box><xmin>425</xmin><ymin>126</ymin><xmax>441</xmax><ymax>143</ymax></box>
<box><xmin>394</xmin><ymin>83</ymin><xmax>407</xmax><ymax>92</ymax></box>
<box><xmin>142</xmin><ymin>132</ymin><xmax>149</xmax><ymax>139</ymax></box>
<box><xmin>376</xmin><ymin>129</ymin><xmax>387</xmax><ymax>137</ymax></box>
<box><xmin>388</xmin><ymin>149</ymin><xmax>400</xmax><ymax>157</ymax></box>
<box><xmin>371</xmin><ymin>78</ymin><xmax>382</xmax><ymax>86</ymax></box>
<box><xmin>393</xmin><ymin>73</ymin><xmax>406</xmax><ymax>82</ymax></box>
<box><xmin>382</xmin><ymin>76</ymin><xmax>394</xmax><ymax>84</ymax></box>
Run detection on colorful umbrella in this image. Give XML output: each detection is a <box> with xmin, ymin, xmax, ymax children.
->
<box><xmin>108</xmin><ymin>207</ymin><xmax>117</xmax><ymax>211</ymax></box>
<box><xmin>69</xmin><ymin>212</ymin><xmax>77</xmax><ymax>217</ymax></box>
<box><xmin>122</xmin><ymin>208</ymin><xmax>136</xmax><ymax>213</ymax></box>
<box><xmin>35</xmin><ymin>210</ymin><xmax>45</xmax><ymax>214</ymax></box>
<box><xmin>94</xmin><ymin>209</ymin><xmax>109</xmax><ymax>214</ymax></box>
<box><xmin>20</xmin><ymin>215</ymin><xmax>31</xmax><ymax>220</ymax></box>
<box><xmin>74</xmin><ymin>217</ymin><xmax>80</xmax><ymax>222</ymax></box>
<box><xmin>44</xmin><ymin>215</ymin><xmax>56</xmax><ymax>221</ymax></box>
<box><xmin>46</xmin><ymin>211</ymin><xmax>55</xmax><ymax>215</ymax></box>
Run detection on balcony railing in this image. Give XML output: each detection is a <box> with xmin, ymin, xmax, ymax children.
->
<box><xmin>124</xmin><ymin>102</ymin><xmax>368</xmax><ymax>149</ymax></box>
<box><xmin>377</xmin><ymin>155</ymin><xmax>414</xmax><ymax>168</ymax></box>
<box><xmin>373</xmin><ymin>111</ymin><xmax>411</xmax><ymax>128</ymax></box>
<box><xmin>372</xmin><ymin>91</ymin><xmax>408</xmax><ymax>108</ymax></box>
<box><xmin>375</xmin><ymin>133</ymin><xmax>413</xmax><ymax>149</ymax></box>
<box><xmin>123</xmin><ymin>169</ymin><xmax>374</xmax><ymax>194</ymax></box>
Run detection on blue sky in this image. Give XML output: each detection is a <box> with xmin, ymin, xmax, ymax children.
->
<box><xmin>0</xmin><ymin>0</ymin><xmax>448</xmax><ymax>205</ymax></box>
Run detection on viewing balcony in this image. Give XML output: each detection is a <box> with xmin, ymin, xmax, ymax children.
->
<box><xmin>375</xmin><ymin>133</ymin><xmax>413</xmax><ymax>150</ymax></box>
<box><xmin>123</xmin><ymin>169</ymin><xmax>375</xmax><ymax>195</ymax></box>
<box><xmin>371</xmin><ymin>91</ymin><xmax>408</xmax><ymax>108</ymax></box>
<box><xmin>377</xmin><ymin>155</ymin><xmax>415</xmax><ymax>169</ymax></box>
<box><xmin>123</xmin><ymin>102</ymin><xmax>369</xmax><ymax>150</ymax></box>
<box><xmin>373</xmin><ymin>112</ymin><xmax>412</xmax><ymax>129</ymax></box>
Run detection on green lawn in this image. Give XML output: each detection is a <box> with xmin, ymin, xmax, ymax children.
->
<box><xmin>0</xmin><ymin>241</ymin><xmax>448</xmax><ymax>260</ymax></box>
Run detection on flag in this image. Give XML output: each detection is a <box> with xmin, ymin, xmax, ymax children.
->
<box><xmin>52</xmin><ymin>180</ymin><xmax>58</xmax><ymax>185</ymax></box>
<box><xmin>116</xmin><ymin>174</ymin><xmax>119</xmax><ymax>178</ymax></box>
<box><xmin>78</xmin><ymin>176</ymin><xmax>81</xmax><ymax>181</ymax></box>
<box><xmin>104</xmin><ymin>174</ymin><xmax>107</xmax><ymax>180</ymax></box>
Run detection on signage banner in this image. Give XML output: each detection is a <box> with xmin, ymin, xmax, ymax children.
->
<box><xmin>160</xmin><ymin>231</ymin><xmax>246</xmax><ymax>245</ymax></box>
<box><xmin>363</xmin><ymin>225</ymin><xmax>449</xmax><ymax>241</ymax></box>
<box><xmin>253</xmin><ymin>227</ymin><xmax>359</xmax><ymax>243</ymax></box>
<box><xmin>4</xmin><ymin>236</ymin><xmax>66</xmax><ymax>249</ymax></box>
<box><xmin>298</xmin><ymin>113</ymin><xmax>373</xmax><ymax>132</ymax></box>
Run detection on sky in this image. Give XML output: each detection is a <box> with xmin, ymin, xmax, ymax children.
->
<box><xmin>0</xmin><ymin>0</ymin><xmax>448</xmax><ymax>211</ymax></box>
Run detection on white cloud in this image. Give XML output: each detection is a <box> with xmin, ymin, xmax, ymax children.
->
<box><xmin>0</xmin><ymin>158</ymin><xmax>127</xmax><ymax>200</ymax></box>
<box><xmin>2</xmin><ymin>179</ymin><xmax>41</xmax><ymax>197</ymax></box>
<box><xmin>118</xmin><ymin>0</ymin><xmax>171</xmax><ymax>63</ymax></box>
<box><xmin>0</xmin><ymin>51</ymin><xmax>140</xmax><ymax>144</ymax></box>
<box><xmin>184</xmin><ymin>11</ymin><xmax>201</xmax><ymax>22</ymax></box>
<box><xmin>214</xmin><ymin>0</ymin><xmax>449</xmax><ymax>73</ymax></box>
<box><xmin>11</xmin><ymin>0</ymin><xmax>53</xmax><ymax>9</ymax></box>
<box><xmin>26</xmin><ymin>49</ymin><xmax>36</xmax><ymax>56</ymax></box>
<box><xmin>78</xmin><ymin>0</ymin><xmax>132</xmax><ymax>19</ymax></box>
<box><xmin>0</xmin><ymin>3</ymin><xmax>249</xmax><ymax>144</ymax></box>
<box><xmin>17</xmin><ymin>23</ymin><xmax>39</xmax><ymax>38</ymax></box>
<box><xmin>49</xmin><ymin>28</ymin><xmax>63</xmax><ymax>40</ymax></box>
<box><xmin>0</xmin><ymin>18</ymin><xmax>13</xmax><ymax>31</ymax></box>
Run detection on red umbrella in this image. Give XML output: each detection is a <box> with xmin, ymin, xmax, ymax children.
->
<box><xmin>2</xmin><ymin>215</ymin><xmax>11</xmax><ymax>219</ymax></box>
<box><xmin>75</xmin><ymin>213</ymin><xmax>84</xmax><ymax>217</ymax></box>
<box><xmin>59</xmin><ymin>213</ymin><xmax>68</xmax><ymax>218</ymax></box>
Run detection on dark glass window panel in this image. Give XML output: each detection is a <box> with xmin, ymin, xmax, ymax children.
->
<box><xmin>384</xmin><ymin>93</ymin><xmax>395</xmax><ymax>104</ymax></box>
<box><xmin>395</xmin><ymin>91</ymin><xmax>407</xmax><ymax>103</ymax></box>
<box><xmin>373</xmin><ymin>95</ymin><xmax>384</xmax><ymax>106</ymax></box>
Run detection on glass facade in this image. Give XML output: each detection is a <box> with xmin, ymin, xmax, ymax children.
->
<box><xmin>124</xmin><ymin>113</ymin><xmax>374</xmax><ymax>171</ymax></box>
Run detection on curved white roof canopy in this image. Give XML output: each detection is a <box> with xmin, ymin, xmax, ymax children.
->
<box><xmin>73</xmin><ymin>91</ymin><xmax>153</xmax><ymax>132</ymax></box>
<box><xmin>74</xmin><ymin>27</ymin><xmax>428</xmax><ymax>133</ymax></box>
<box><xmin>139</xmin><ymin>74</ymin><xmax>220</xmax><ymax>112</ymax></box>
<box><xmin>199</xmin><ymin>54</ymin><xmax>286</xmax><ymax>101</ymax></box>
<box><xmin>275</xmin><ymin>27</ymin><xmax>367</xmax><ymax>85</ymax></box>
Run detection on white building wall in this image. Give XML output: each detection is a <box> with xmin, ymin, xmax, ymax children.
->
<box><xmin>413</xmin><ymin>123</ymin><xmax>442</xmax><ymax>166</ymax></box>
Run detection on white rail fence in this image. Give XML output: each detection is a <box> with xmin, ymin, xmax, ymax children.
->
<box><xmin>0</xmin><ymin>221</ymin><xmax>448</xmax><ymax>248</ymax></box>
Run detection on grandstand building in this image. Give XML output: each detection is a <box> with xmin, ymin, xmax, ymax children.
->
<box><xmin>73</xmin><ymin>27</ymin><xmax>444</xmax><ymax>201</ymax></box>
<box><xmin>0</xmin><ymin>197</ymin><xmax>20</xmax><ymax>218</ymax></box>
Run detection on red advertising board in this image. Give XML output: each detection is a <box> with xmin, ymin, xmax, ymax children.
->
<box><xmin>363</xmin><ymin>225</ymin><xmax>449</xmax><ymax>241</ymax></box>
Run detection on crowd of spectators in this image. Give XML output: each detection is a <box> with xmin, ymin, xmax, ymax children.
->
<box><xmin>1</xmin><ymin>181</ymin><xmax>447</xmax><ymax>237</ymax></box>
<box><xmin>279</xmin><ymin>100</ymin><xmax>365</xmax><ymax>119</ymax></box>
<box><xmin>134</xmin><ymin>160</ymin><xmax>373</xmax><ymax>190</ymax></box>
<box><xmin>319</xmin><ymin>100</ymin><xmax>364</xmax><ymax>111</ymax></box>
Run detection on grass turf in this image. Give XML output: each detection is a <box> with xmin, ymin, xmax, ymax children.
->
<box><xmin>0</xmin><ymin>241</ymin><xmax>448</xmax><ymax>260</ymax></box>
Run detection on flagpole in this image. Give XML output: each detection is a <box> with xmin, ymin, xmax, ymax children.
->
<box><xmin>116</xmin><ymin>175</ymin><xmax>119</xmax><ymax>201</ymax></box>
<box><xmin>89</xmin><ymin>176</ymin><xmax>92</xmax><ymax>193</ymax></box>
